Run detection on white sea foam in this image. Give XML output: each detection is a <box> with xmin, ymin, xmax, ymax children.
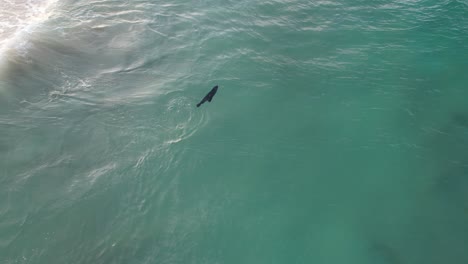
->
<box><xmin>0</xmin><ymin>0</ymin><xmax>58</xmax><ymax>64</ymax></box>
<box><xmin>0</xmin><ymin>0</ymin><xmax>58</xmax><ymax>97</ymax></box>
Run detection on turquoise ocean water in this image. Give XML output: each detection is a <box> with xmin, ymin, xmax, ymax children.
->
<box><xmin>1</xmin><ymin>0</ymin><xmax>468</xmax><ymax>263</ymax></box>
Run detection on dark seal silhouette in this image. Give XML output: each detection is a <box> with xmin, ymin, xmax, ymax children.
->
<box><xmin>196</xmin><ymin>85</ymin><xmax>218</xmax><ymax>107</ymax></box>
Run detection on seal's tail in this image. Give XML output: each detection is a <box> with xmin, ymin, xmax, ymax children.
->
<box><xmin>196</xmin><ymin>102</ymin><xmax>201</xmax><ymax>107</ymax></box>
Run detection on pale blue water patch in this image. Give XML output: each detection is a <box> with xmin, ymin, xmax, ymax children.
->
<box><xmin>1</xmin><ymin>0</ymin><xmax>468</xmax><ymax>263</ymax></box>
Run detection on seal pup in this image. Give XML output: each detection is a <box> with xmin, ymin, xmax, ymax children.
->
<box><xmin>196</xmin><ymin>85</ymin><xmax>218</xmax><ymax>107</ymax></box>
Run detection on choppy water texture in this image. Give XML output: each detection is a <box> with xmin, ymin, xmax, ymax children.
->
<box><xmin>1</xmin><ymin>0</ymin><xmax>468</xmax><ymax>263</ymax></box>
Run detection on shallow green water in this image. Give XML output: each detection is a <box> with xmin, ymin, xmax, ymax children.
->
<box><xmin>1</xmin><ymin>0</ymin><xmax>468</xmax><ymax>263</ymax></box>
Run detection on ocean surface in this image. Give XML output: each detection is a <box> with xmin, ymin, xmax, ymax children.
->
<box><xmin>1</xmin><ymin>0</ymin><xmax>468</xmax><ymax>263</ymax></box>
